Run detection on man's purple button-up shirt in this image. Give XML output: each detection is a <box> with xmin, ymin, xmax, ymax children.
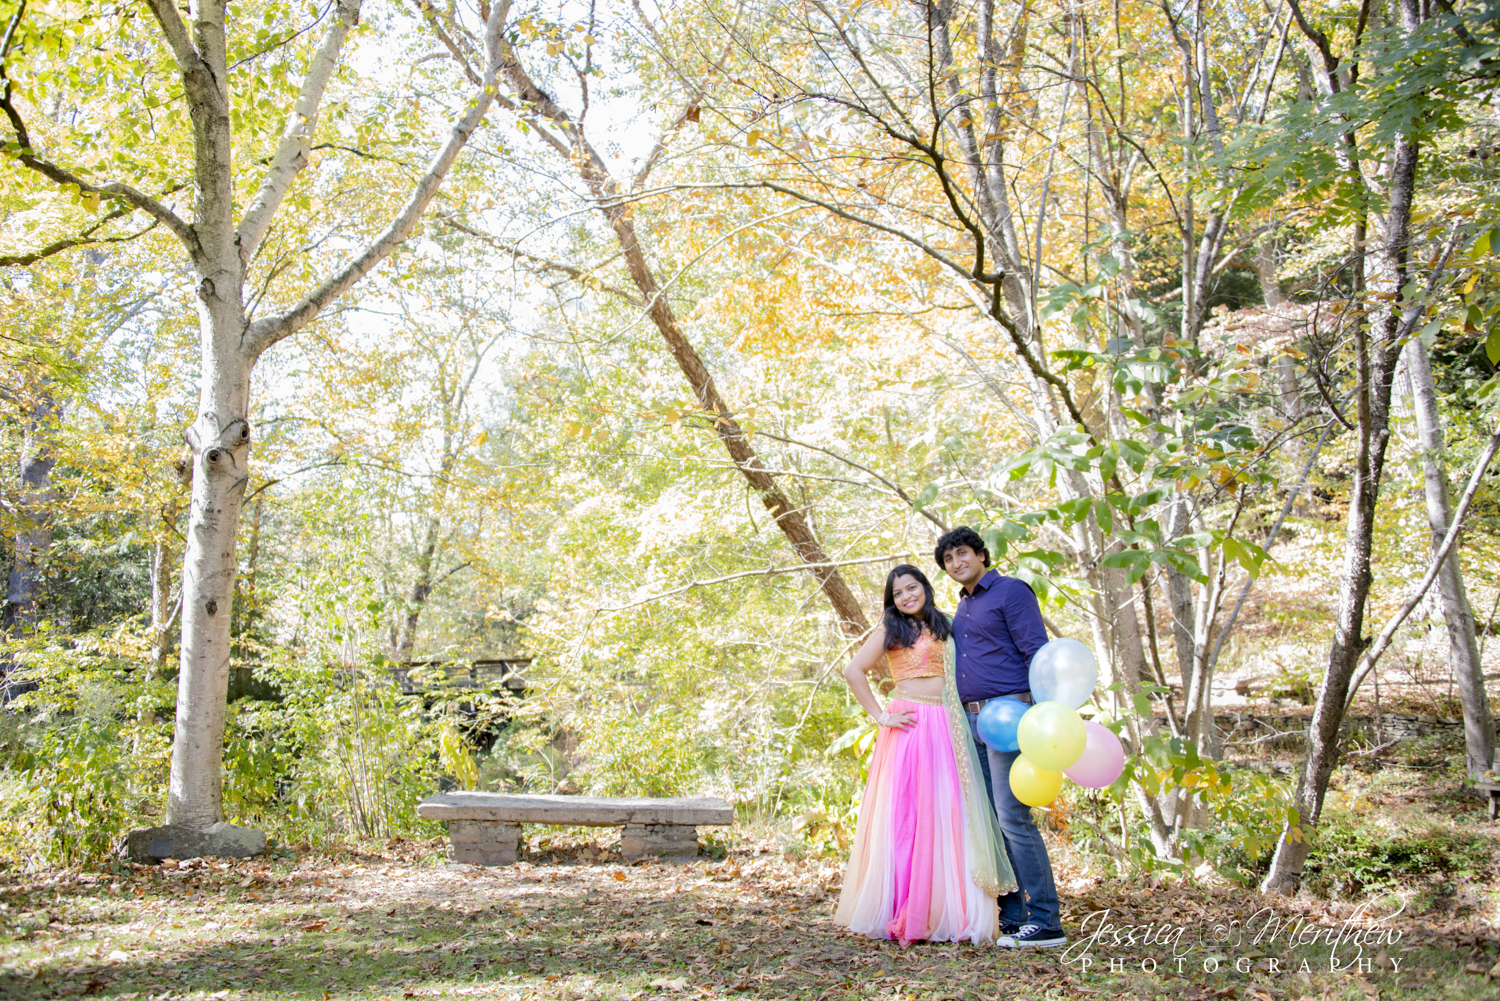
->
<box><xmin>952</xmin><ymin>568</ymin><xmax>1049</xmax><ymax>703</ymax></box>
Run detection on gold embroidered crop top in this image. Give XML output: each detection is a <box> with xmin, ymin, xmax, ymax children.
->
<box><xmin>887</xmin><ymin>630</ymin><xmax>946</xmax><ymax>681</ymax></box>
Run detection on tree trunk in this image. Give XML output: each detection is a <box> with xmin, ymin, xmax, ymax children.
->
<box><xmin>167</xmin><ymin>304</ymin><xmax>254</xmax><ymax>828</ymax></box>
<box><xmin>1404</xmin><ymin>337</ymin><xmax>1495</xmax><ymax>779</ymax></box>
<box><xmin>616</xmin><ymin>210</ymin><xmax>870</xmax><ymax>641</ymax></box>
<box><xmin>1167</xmin><ymin>550</ymin><xmax>1195</xmax><ymax>690</ymax></box>
<box><xmin>395</xmin><ymin>515</ymin><xmax>440</xmax><ymax>659</ymax></box>
<box><xmin>1261</xmin><ymin>0</ymin><xmax>1418</xmax><ymax>890</ymax></box>
<box><xmin>5</xmin><ymin>387</ymin><xmax>58</xmax><ymax>637</ymax></box>
<box><xmin>496</xmin><ymin>64</ymin><xmax>872</xmax><ymax>644</ymax></box>
<box><xmin>150</xmin><ymin>536</ymin><xmax>176</xmax><ymax>676</ymax></box>
<box><xmin>153</xmin><ymin>0</ymin><xmax>502</xmax><ymax>837</ymax></box>
<box><xmin>1251</xmin><ymin>240</ymin><xmax>1304</xmax><ymax>424</ymax></box>
<box><xmin>2</xmin><ymin>387</ymin><xmax>57</xmax><ymax>701</ymax></box>
<box><xmin>1164</xmin><ymin>461</ymin><xmax>1196</xmax><ymax>694</ymax></box>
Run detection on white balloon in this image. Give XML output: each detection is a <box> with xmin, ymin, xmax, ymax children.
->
<box><xmin>1029</xmin><ymin>638</ymin><xmax>1099</xmax><ymax>709</ymax></box>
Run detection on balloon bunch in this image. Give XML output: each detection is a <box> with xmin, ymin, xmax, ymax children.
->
<box><xmin>974</xmin><ymin>638</ymin><xmax>1125</xmax><ymax>807</ymax></box>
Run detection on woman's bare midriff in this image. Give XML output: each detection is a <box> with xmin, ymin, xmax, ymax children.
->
<box><xmin>893</xmin><ymin>677</ymin><xmax>945</xmax><ymax>700</ymax></box>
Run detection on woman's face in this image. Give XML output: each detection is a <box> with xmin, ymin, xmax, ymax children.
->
<box><xmin>892</xmin><ymin>574</ymin><xmax>927</xmax><ymax>616</ymax></box>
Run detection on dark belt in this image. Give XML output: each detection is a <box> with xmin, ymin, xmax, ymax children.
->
<box><xmin>964</xmin><ymin>691</ymin><xmax>1032</xmax><ymax>714</ymax></box>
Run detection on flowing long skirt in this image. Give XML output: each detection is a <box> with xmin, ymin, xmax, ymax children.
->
<box><xmin>834</xmin><ymin>698</ymin><xmax>999</xmax><ymax>946</ymax></box>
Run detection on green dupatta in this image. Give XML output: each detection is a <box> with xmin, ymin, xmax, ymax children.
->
<box><xmin>941</xmin><ymin>637</ymin><xmax>1018</xmax><ymax>898</ymax></box>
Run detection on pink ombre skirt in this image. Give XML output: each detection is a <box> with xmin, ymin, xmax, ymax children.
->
<box><xmin>834</xmin><ymin>698</ymin><xmax>998</xmax><ymax>945</ymax></box>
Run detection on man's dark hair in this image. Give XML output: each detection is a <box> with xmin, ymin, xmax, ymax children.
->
<box><xmin>934</xmin><ymin>526</ymin><xmax>991</xmax><ymax>570</ymax></box>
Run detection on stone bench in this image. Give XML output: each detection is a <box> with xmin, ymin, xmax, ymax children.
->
<box><xmin>416</xmin><ymin>792</ymin><xmax>734</xmax><ymax>865</ymax></box>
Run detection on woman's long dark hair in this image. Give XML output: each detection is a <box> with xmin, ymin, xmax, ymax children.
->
<box><xmin>882</xmin><ymin>564</ymin><xmax>951</xmax><ymax>650</ymax></box>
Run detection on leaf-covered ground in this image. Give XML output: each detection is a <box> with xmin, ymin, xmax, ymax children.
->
<box><xmin>1</xmin><ymin>831</ymin><xmax>1496</xmax><ymax>1001</ymax></box>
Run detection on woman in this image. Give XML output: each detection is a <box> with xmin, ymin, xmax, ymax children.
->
<box><xmin>833</xmin><ymin>565</ymin><xmax>1015</xmax><ymax>946</ymax></box>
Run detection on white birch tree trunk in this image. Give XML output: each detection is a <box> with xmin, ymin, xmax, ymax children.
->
<box><xmin>1403</xmin><ymin>338</ymin><xmax>1496</xmax><ymax>779</ymax></box>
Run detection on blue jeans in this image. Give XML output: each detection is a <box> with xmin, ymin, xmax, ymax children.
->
<box><xmin>966</xmin><ymin>709</ymin><xmax>1061</xmax><ymax>931</ymax></box>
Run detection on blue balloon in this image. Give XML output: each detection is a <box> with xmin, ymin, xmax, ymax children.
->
<box><xmin>976</xmin><ymin>697</ymin><xmax>1030</xmax><ymax>753</ymax></box>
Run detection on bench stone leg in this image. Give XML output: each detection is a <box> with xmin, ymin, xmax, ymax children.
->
<box><xmin>619</xmin><ymin>823</ymin><xmax>700</xmax><ymax>861</ymax></box>
<box><xmin>446</xmin><ymin>820</ymin><xmax>520</xmax><ymax>866</ymax></box>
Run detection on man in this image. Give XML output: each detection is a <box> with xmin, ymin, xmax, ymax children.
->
<box><xmin>935</xmin><ymin>525</ymin><xmax>1065</xmax><ymax>949</ymax></box>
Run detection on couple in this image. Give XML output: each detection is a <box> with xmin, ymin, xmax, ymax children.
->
<box><xmin>833</xmin><ymin>526</ymin><xmax>1065</xmax><ymax>949</ymax></box>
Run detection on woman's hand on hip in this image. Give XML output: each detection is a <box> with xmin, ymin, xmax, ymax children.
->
<box><xmin>876</xmin><ymin>709</ymin><xmax>916</xmax><ymax>731</ymax></box>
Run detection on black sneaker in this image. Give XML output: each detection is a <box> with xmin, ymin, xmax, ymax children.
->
<box><xmin>999</xmin><ymin>920</ymin><xmax>1023</xmax><ymax>937</ymax></box>
<box><xmin>997</xmin><ymin>923</ymin><xmax>1067</xmax><ymax>948</ymax></box>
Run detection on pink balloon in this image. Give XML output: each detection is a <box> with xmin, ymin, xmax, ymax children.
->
<box><xmin>1063</xmin><ymin>721</ymin><xmax>1125</xmax><ymax>789</ymax></box>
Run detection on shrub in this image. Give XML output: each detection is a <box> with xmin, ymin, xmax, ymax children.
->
<box><xmin>1302</xmin><ymin>814</ymin><xmax>1496</xmax><ymax>899</ymax></box>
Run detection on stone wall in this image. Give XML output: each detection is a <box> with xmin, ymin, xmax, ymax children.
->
<box><xmin>1204</xmin><ymin>711</ymin><xmax>1487</xmax><ymax>747</ymax></box>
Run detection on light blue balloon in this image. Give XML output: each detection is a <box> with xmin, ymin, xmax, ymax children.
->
<box><xmin>976</xmin><ymin>697</ymin><xmax>1029</xmax><ymax>752</ymax></box>
<box><xmin>1029</xmin><ymin>638</ymin><xmax>1099</xmax><ymax>709</ymax></box>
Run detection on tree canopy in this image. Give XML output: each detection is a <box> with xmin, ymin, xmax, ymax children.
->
<box><xmin>3</xmin><ymin>0</ymin><xmax>1500</xmax><ymax>900</ymax></box>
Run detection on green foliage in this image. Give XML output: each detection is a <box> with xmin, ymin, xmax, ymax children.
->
<box><xmin>1268</xmin><ymin>662</ymin><xmax>1319</xmax><ymax>705</ymax></box>
<box><xmin>573</xmin><ymin>704</ymin><xmax>706</xmax><ymax>798</ymax></box>
<box><xmin>0</xmin><ymin>620</ymin><xmax>169</xmax><ymax>866</ymax></box>
<box><xmin>6</xmin><ymin>714</ymin><xmax>135</xmax><ymax>867</ymax></box>
<box><xmin>1196</xmin><ymin>769</ymin><xmax>1304</xmax><ymax>886</ymax></box>
<box><xmin>478</xmin><ymin>718</ymin><xmax>575</xmax><ymax>794</ymax></box>
<box><xmin>221</xmin><ymin>663</ymin><xmax>449</xmax><ymax>843</ymax></box>
<box><xmin>784</xmin><ymin>708</ymin><xmax>876</xmax><ymax>857</ymax></box>
<box><xmin>0</xmin><ymin>610</ymin><xmax>469</xmax><ymax>862</ymax></box>
<box><xmin>1302</xmin><ymin>815</ymin><xmax>1496</xmax><ymax>900</ymax></box>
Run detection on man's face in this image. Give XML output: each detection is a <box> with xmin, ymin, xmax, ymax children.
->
<box><xmin>943</xmin><ymin>544</ymin><xmax>986</xmax><ymax>587</ymax></box>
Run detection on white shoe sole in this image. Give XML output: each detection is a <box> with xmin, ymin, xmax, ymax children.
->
<box><xmin>997</xmin><ymin>936</ymin><xmax>1067</xmax><ymax>948</ymax></box>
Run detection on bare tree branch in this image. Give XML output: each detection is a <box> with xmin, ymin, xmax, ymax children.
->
<box><xmin>753</xmin><ymin>429</ymin><xmax>949</xmax><ymax>531</ymax></box>
<box><xmin>0</xmin><ymin>206</ymin><xmax>159</xmax><ymax>267</ymax></box>
<box><xmin>632</xmin><ymin>102</ymin><xmax>699</xmax><ymax>192</ymax></box>
<box><xmin>404</xmin><ymin>0</ymin><xmax>484</xmax><ymax>85</ymax></box>
<box><xmin>139</xmin><ymin>0</ymin><xmax>199</xmax><ymax>70</ymax></box>
<box><xmin>1343</xmin><ymin>429</ymin><xmax>1500</xmax><ymax>710</ymax></box>
<box><xmin>242</xmin><ymin>2</ymin><xmax>514</xmax><ymax>358</ymax></box>
<box><xmin>238</xmin><ymin>0</ymin><xmax>362</xmax><ymax>265</ymax></box>
<box><xmin>440</xmin><ymin>215</ymin><xmax>645</xmax><ymax>307</ymax></box>
<box><xmin>2</xmin><ymin>4</ymin><xmax>195</xmax><ymax>251</ymax></box>
<box><xmin>597</xmin><ymin>552</ymin><xmax>919</xmax><ymax>614</ymax></box>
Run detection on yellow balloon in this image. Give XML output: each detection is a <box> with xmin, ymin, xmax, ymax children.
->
<box><xmin>1009</xmin><ymin>754</ymin><xmax>1064</xmax><ymax>807</ymax></box>
<box><xmin>1016</xmin><ymin>700</ymin><xmax>1087</xmax><ymax>771</ymax></box>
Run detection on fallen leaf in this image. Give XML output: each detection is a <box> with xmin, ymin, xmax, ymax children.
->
<box><xmin>613</xmin><ymin>871</ymin><xmax>626</xmax><ymax>881</ymax></box>
<box><xmin>301</xmin><ymin>920</ymin><xmax>327</xmax><ymax>932</ymax></box>
<box><xmin>649</xmin><ymin>976</ymin><xmax>689</xmax><ymax>991</ymax></box>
